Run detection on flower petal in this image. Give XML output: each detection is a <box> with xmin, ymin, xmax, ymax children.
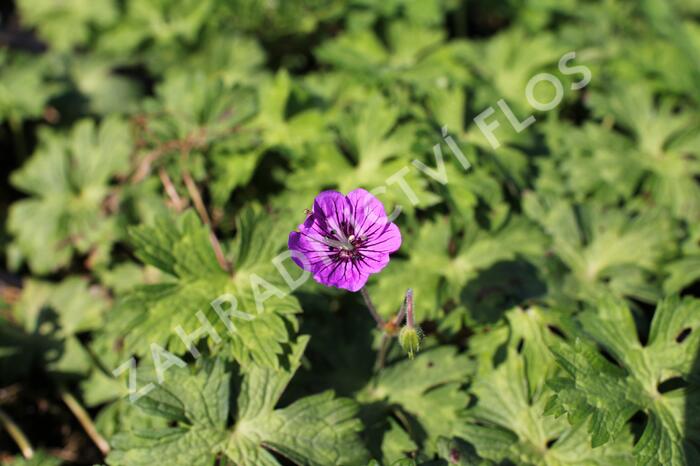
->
<box><xmin>312</xmin><ymin>190</ymin><xmax>352</xmax><ymax>239</ymax></box>
<box><xmin>288</xmin><ymin>228</ymin><xmax>334</xmax><ymax>271</ymax></box>
<box><xmin>288</xmin><ymin>188</ymin><xmax>402</xmax><ymax>291</ymax></box>
<box><xmin>356</xmin><ymin>249</ymin><xmax>390</xmax><ymax>275</ymax></box>
<box><xmin>346</xmin><ymin>188</ymin><xmax>390</xmax><ymax>238</ymax></box>
<box><xmin>361</xmin><ymin>222</ymin><xmax>402</xmax><ymax>254</ymax></box>
<box><xmin>315</xmin><ymin>259</ymin><xmax>370</xmax><ymax>292</ymax></box>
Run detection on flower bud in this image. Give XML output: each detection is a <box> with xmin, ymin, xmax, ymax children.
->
<box><xmin>399</xmin><ymin>325</ymin><xmax>423</xmax><ymax>359</ymax></box>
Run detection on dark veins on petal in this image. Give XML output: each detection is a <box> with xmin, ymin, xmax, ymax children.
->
<box><xmin>313</xmin><ymin>203</ymin><xmax>374</xmax><ymax>265</ymax></box>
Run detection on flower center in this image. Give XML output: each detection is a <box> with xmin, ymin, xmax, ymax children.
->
<box><xmin>325</xmin><ymin>231</ymin><xmax>367</xmax><ymax>261</ymax></box>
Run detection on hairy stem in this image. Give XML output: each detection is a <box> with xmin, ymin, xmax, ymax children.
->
<box><xmin>360</xmin><ymin>287</ymin><xmax>384</xmax><ymax>327</ymax></box>
<box><xmin>0</xmin><ymin>407</ymin><xmax>33</xmax><ymax>459</ymax></box>
<box><xmin>405</xmin><ymin>288</ymin><xmax>415</xmax><ymax>328</ymax></box>
<box><xmin>59</xmin><ymin>388</ymin><xmax>110</xmax><ymax>456</ymax></box>
<box><xmin>394</xmin><ymin>290</ymin><xmax>411</xmax><ymax>326</ymax></box>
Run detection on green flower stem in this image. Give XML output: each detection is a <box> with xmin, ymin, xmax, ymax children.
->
<box><xmin>405</xmin><ymin>288</ymin><xmax>414</xmax><ymax>328</ymax></box>
<box><xmin>398</xmin><ymin>289</ymin><xmax>421</xmax><ymax>359</ymax></box>
<box><xmin>360</xmin><ymin>287</ymin><xmax>385</xmax><ymax>328</ymax></box>
<box><xmin>394</xmin><ymin>288</ymin><xmax>412</xmax><ymax>326</ymax></box>
<box><xmin>59</xmin><ymin>387</ymin><xmax>110</xmax><ymax>455</ymax></box>
<box><xmin>0</xmin><ymin>406</ymin><xmax>34</xmax><ymax>459</ymax></box>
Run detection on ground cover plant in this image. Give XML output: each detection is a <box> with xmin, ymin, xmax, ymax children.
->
<box><xmin>1</xmin><ymin>0</ymin><xmax>700</xmax><ymax>465</ymax></box>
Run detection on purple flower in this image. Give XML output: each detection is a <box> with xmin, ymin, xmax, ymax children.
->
<box><xmin>288</xmin><ymin>189</ymin><xmax>402</xmax><ymax>292</ymax></box>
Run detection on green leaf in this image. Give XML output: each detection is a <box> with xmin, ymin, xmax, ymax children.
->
<box><xmin>8</xmin><ymin>451</ymin><xmax>63</xmax><ymax>466</ymax></box>
<box><xmin>435</xmin><ymin>436</ymin><xmax>495</xmax><ymax>466</ymax></box>
<box><xmin>250</xmin><ymin>70</ymin><xmax>326</xmax><ymax>153</ymax></box>
<box><xmin>547</xmin><ymin>296</ymin><xmax>700</xmax><ymax>465</ymax></box>
<box><xmin>664</xmin><ymin>256</ymin><xmax>700</xmax><ymax>294</ymax></box>
<box><xmin>16</xmin><ymin>0</ymin><xmax>117</xmax><ymax>50</ymax></box>
<box><xmin>358</xmin><ymin>346</ymin><xmax>473</xmax><ymax>457</ymax></box>
<box><xmin>370</xmin><ymin>215</ymin><xmax>546</xmax><ymax>321</ymax></box>
<box><xmin>460</xmin><ymin>28</ymin><xmax>567</xmax><ymax>113</ymax></box>
<box><xmin>7</xmin><ymin>278</ymin><xmax>109</xmax><ymax>379</ymax></box>
<box><xmin>0</xmin><ymin>316</ymin><xmax>35</xmax><ymax>384</ymax></box>
<box><xmin>537</xmin><ymin>120</ymin><xmax>644</xmax><ymax>204</ymax></box>
<box><xmin>523</xmin><ymin>194</ymin><xmax>677</xmax><ymax>304</ymax></box>
<box><xmin>315</xmin><ymin>20</ymin><xmax>469</xmax><ymax>95</ymax></box>
<box><xmin>282</xmin><ymin>93</ymin><xmax>441</xmax><ymax>219</ymax></box>
<box><xmin>588</xmin><ymin>84</ymin><xmax>700</xmax><ymax>221</ymax></box>
<box><xmin>8</xmin><ymin>117</ymin><xmax>131</xmax><ymax>274</ymax></box>
<box><xmin>457</xmin><ymin>307</ymin><xmax>635</xmax><ymax>465</ymax></box>
<box><xmin>109</xmin><ymin>338</ymin><xmax>368</xmax><ymax>466</ymax></box>
<box><xmin>107</xmin><ymin>358</ymin><xmax>230</xmax><ymax>466</ymax></box>
<box><xmin>0</xmin><ymin>52</ymin><xmax>60</xmax><ymax>123</ymax></box>
<box><xmin>145</xmin><ymin>71</ymin><xmax>256</xmax><ymax>142</ymax></box>
<box><xmin>107</xmin><ymin>208</ymin><xmax>300</xmax><ymax>368</ymax></box>
<box><xmin>68</xmin><ymin>57</ymin><xmax>144</xmax><ymax>115</ymax></box>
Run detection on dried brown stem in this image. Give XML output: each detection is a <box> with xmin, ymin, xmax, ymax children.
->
<box><xmin>130</xmin><ymin>139</ymin><xmax>182</xmax><ymax>183</ymax></box>
<box><xmin>59</xmin><ymin>388</ymin><xmax>110</xmax><ymax>456</ymax></box>
<box><xmin>158</xmin><ymin>168</ymin><xmax>187</xmax><ymax>212</ymax></box>
<box><xmin>182</xmin><ymin>170</ymin><xmax>231</xmax><ymax>273</ymax></box>
<box><xmin>0</xmin><ymin>407</ymin><xmax>33</xmax><ymax>459</ymax></box>
<box><xmin>182</xmin><ymin>170</ymin><xmax>212</xmax><ymax>225</ymax></box>
<box><xmin>0</xmin><ymin>384</ymin><xmax>20</xmax><ymax>405</ymax></box>
<box><xmin>130</xmin><ymin>127</ymin><xmax>211</xmax><ymax>184</ymax></box>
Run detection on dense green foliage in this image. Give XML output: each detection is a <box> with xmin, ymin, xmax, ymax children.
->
<box><xmin>1</xmin><ymin>0</ymin><xmax>700</xmax><ymax>465</ymax></box>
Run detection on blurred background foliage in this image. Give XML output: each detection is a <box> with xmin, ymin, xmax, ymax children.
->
<box><xmin>1</xmin><ymin>0</ymin><xmax>699</xmax><ymax>464</ymax></box>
